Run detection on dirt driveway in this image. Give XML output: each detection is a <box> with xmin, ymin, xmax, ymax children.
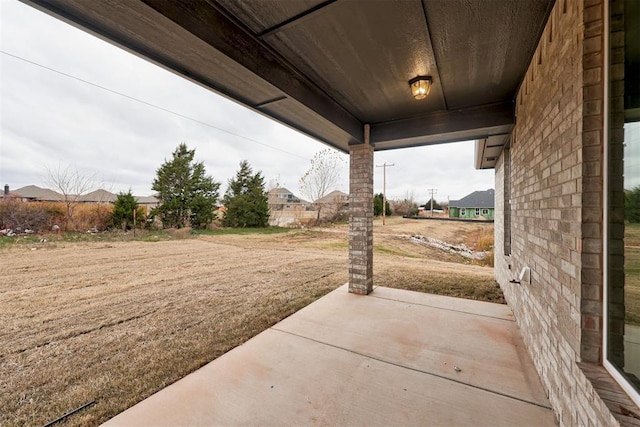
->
<box><xmin>0</xmin><ymin>217</ymin><xmax>495</xmax><ymax>426</ymax></box>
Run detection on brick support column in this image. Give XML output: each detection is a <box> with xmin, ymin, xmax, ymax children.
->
<box><xmin>348</xmin><ymin>124</ymin><xmax>373</xmax><ymax>295</ymax></box>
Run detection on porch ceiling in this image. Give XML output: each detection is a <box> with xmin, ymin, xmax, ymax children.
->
<box><xmin>22</xmin><ymin>0</ymin><xmax>553</xmax><ymax>154</ymax></box>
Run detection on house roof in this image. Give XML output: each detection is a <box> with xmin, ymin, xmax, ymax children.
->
<box><xmin>268</xmin><ymin>187</ymin><xmax>295</xmax><ymax>195</ymax></box>
<box><xmin>315</xmin><ymin>190</ymin><xmax>348</xmax><ymax>205</ymax></box>
<box><xmin>12</xmin><ymin>185</ymin><xmax>64</xmax><ymax>202</ymax></box>
<box><xmin>80</xmin><ymin>189</ymin><xmax>118</xmax><ymax>202</ymax></box>
<box><xmin>450</xmin><ymin>189</ymin><xmax>495</xmax><ymax>209</ymax></box>
<box><xmin>23</xmin><ymin>0</ymin><xmax>553</xmax><ymax>162</ymax></box>
<box><xmin>136</xmin><ymin>196</ymin><xmax>159</xmax><ymax>204</ymax></box>
<box><xmin>10</xmin><ymin>185</ymin><xmax>157</xmax><ymax>204</ymax></box>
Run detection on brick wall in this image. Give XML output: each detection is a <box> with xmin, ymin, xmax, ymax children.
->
<box><xmin>348</xmin><ymin>133</ymin><xmax>373</xmax><ymax>295</ymax></box>
<box><xmin>494</xmin><ymin>0</ymin><xmax>618</xmax><ymax>425</ymax></box>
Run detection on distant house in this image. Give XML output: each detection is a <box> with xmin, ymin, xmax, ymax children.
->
<box><xmin>449</xmin><ymin>189</ymin><xmax>495</xmax><ymax>220</ymax></box>
<box><xmin>314</xmin><ymin>190</ymin><xmax>348</xmax><ymax>206</ymax></box>
<box><xmin>267</xmin><ymin>187</ymin><xmax>314</xmax><ymax>226</ymax></box>
<box><xmin>135</xmin><ymin>195</ymin><xmax>160</xmax><ymax>213</ymax></box>
<box><xmin>5</xmin><ymin>185</ymin><xmax>159</xmax><ymax>212</ymax></box>
<box><xmin>80</xmin><ymin>189</ymin><xmax>118</xmax><ymax>203</ymax></box>
<box><xmin>268</xmin><ymin>187</ymin><xmax>305</xmax><ymax>206</ymax></box>
<box><xmin>268</xmin><ymin>187</ymin><xmax>309</xmax><ymax>210</ymax></box>
<box><xmin>11</xmin><ymin>185</ymin><xmax>64</xmax><ymax>202</ymax></box>
<box><xmin>314</xmin><ymin>190</ymin><xmax>349</xmax><ymax>220</ymax></box>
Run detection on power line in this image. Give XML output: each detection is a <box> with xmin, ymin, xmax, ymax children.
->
<box><xmin>0</xmin><ymin>49</ymin><xmax>310</xmax><ymax>161</ymax></box>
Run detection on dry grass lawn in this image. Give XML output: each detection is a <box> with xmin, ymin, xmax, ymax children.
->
<box><xmin>0</xmin><ymin>217</ymin><xmax>496</xmax><ymax>426</ymax></box>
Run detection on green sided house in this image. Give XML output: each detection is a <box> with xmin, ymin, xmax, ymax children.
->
<box><xmin>449</xmin><ymin>189</ymin><xmax>495</xmax><ymax>220</ymax></box>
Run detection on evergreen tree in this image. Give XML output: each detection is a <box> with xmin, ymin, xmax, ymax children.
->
<box><xmin>222</xmin><ymin>160</ymin><xmax>269</xmax><ymax>227</ymax></box>
<box><xmin>373</xmin><ymin>193</ymin><xmax>392</xmax><ymax>216</ymax></box>
<box><xmin>423</xmin><ymin>198</ymin><xmax>442</xmax><ymax>210</ymax></box>
<box><xmin>111</xmin><ymin>191</ymin><xmax>144</xmax><ymax>230</ymax></box>
<box><xmin>152</xmin><ymin>143</ymin><xmax>220</xmax><ymax>229</ymax></box>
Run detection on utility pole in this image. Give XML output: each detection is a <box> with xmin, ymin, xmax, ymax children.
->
<box><xmin>376</xmin><ymin>162</ymin><xmax>395</xmax><ymax>225</ymax></box>
<box><xmin>427</xmin><ymin>188</ymin><xmax>437</xmax><ymax>217</ymax></box>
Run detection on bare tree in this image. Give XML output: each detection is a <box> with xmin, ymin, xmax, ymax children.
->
<box><xmin>265</xmin><ymin>175</ymin><xmax>282</xmax><ymax>226</ymax></box>
<box><xmin>299</xmin><ymin>149</ymin><xmax>345</xmax><ymax>222</ymax></box>
<box><xmin>46</xmin><ymin>164</ymin><xmax>99</xmax><ymax>231</ymax></box>
<box><xmin>266</xmin><ymin>175</ymin><xmax>281</xmax><ymax>192</ymax></box>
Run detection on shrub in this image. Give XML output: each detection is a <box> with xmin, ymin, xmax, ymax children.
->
<box><xmin>71</xmin><ymin>203</ymin><xmax>113</xmax><ymax>232</ymax></box>
<box><xmin>0</xmin><ymin>200</ymin><xmax>65</xmax><ymax>232</ymax></box>
<box><xmin>110</xmin><ymin>192</ymin><xmax>145</xmax><ymax>230</ymax></box>
<box><xmin>0</xmin><ymin>200</ymin><xmax>119</xmax><ymax>233</ymax></box>
<box><xmin>374</xmin><ymin>194</ymin><xmax>392</xmax><ymax>216</ymax></box>
<box><xmin>391</xmin><ymin>198</ymin><xmax>418</xmax><ymax>216</ymax></box>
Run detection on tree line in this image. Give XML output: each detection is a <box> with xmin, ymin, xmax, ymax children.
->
<box><xmin>143</xmin><ymin>142</ymin><xmax>269</xmax><ymax>229</ymax></box>
<box><xmin>3</xmin><ymin>143</ymin><xmax>349</xmax><ymax>233</ymax></box>
<box><xmin>2</xmin><ymin>141</ymin><xmax>455</xmax><ymax>233</ymax></box>
<box><xmin>0</xmin><ymin>143</ymin><xmax>271</xmax><ymax>233</ymax></box>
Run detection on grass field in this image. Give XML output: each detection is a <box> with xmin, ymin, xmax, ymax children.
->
<box><xmin>625</xmin><ymin>223</ymin><xmax>640</xmax><ymax>325</ymax></box>
<box><xmin>0</xmin><ymin>217</ymin><xmax>496</xmax><ymax>426</ymax></box>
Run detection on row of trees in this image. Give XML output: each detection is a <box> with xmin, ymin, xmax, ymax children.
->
<box><xmin>5</xmin><ymin>142</ymin><xmax>455</xmax><ymax>232</ymax></box>
<box><xmin>2</xmin><ymin>144</ymin><xmax>341</xmax><ymax>233</ymax></box>
<box><xmin>148</xmin><ymin>142</ymin><xmax>447</xmax><ymax>226</ymax></box>
<box><xmin>150</xmin><ymin>143</ymin><xmax>268</xmax><ymax>229</ymax></box>
<box><xmin>384</xmin><ymin>194</ymin><xmax>443</xmax><ymax>217</ymax></box>
<box><xmin>103</xmin><ymin>183</ymin><xmax>640</xmax><ymax>228</ymax></box>
<box><xmin>150</xmin><ymin>144</ymin><xmax>351</xmax><ymax>229</ymax></box>
<box><xmin>373</xmin><ymin>195</ymin><xmax>438</xmax><ymax>217</ymax></box>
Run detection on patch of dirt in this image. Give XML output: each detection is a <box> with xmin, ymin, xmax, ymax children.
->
<box><xmin>0</xmin><ymin>216</ymin><xmax>496</xmax><ymax>426</ymax></box>
<box><xmin>372</xmin><ymin>217</ymin><xmax>492</xmax><ymax>245</ymax></box>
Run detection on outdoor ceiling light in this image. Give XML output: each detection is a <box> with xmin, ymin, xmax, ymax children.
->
<box><xmin>409</xmin><ymin>76</ymin><xmax>432</xmax><ymax>100</ymax></box>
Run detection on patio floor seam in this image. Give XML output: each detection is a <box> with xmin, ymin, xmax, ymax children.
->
<box><xmin>366</xmin><ymin>293</ymin><xmax>516</xmax><ymax>322</ymax></box>
<box><xmin>269</xmin><ymin>326</ymin><xmax>553</xmax><ymax>411</ymax></box>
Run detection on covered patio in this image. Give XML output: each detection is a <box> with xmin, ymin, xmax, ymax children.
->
<box><xmin>21</xmin><ymin>0</ymin><xmax>640</xmax><ymax>424</ymax></box>
<box><xmin>103</xmin><ymin>285</ymin><xmax>554</xmax><ymax>426</ymax></box>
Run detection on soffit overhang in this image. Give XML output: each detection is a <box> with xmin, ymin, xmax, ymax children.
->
<box><xmin>21</xmin><ymin>0</ymin><xmax>554</xmax><ymax>159</ymax></box>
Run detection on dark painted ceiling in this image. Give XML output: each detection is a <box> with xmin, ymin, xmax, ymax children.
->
<box><xmin>22</xmin><ymin>0</ymin><xmax>553</xmax><ymax>159</ymax></box>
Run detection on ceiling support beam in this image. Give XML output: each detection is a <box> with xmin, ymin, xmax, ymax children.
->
<box><xmin>369</xmin><ymin>102</ymin><xmax>514</xmax><ymax>150</ymax></box>
<box><xmin>24</xmin><ymin>0</ymin><xmax>364</xmax><ymax>145</ymax></box>
<box><xmin>139</xmin><ymin>0</ymin><xmax>363</xmax><ymax>142</ymax></box>
<box><xmin>256</xmin><ymin>0</ymin><xmax>338</xmax><ymax>38</ymax></box>
<box><xmin>254</xmin><ymin>96</ymin><xmax>288</xmax><ymax>109</ymax></box>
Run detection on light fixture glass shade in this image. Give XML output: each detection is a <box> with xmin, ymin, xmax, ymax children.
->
<box><xmin>409</xmin><ymin>76</ymin><xmax>432</xmax><ymax>100</ymax></box>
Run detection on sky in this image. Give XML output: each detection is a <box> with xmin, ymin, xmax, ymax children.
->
<box><xmin>0</xmin><ymin>0</ymin><xmax>494</xmax><ymax>204</ymax></box>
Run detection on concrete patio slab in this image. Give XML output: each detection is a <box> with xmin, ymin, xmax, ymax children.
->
<box><xmin>275</xmin><ymin>285</ymin><xmax>548</xmax><ymax>407</ymax></box>
<box><xmin>103</xmin><ymin>285</ymin><xmax>555</xmax><ymax>426</ymax></box>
